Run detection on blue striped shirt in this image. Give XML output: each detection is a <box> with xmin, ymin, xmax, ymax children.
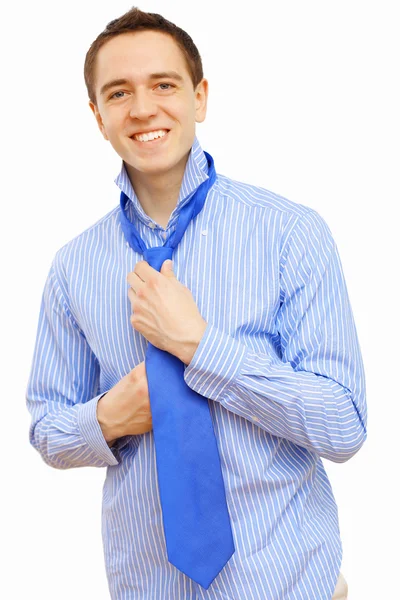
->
<box><xmin>26</xmin><ymin>135</ymin><xmax>367</xmax><ymax>599</ymax></box>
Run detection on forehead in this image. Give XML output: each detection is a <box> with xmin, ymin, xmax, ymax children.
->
<box><xmin>95</xmin><ymin>30</ymin><xmax>191</xmax><ymax>86</ymax></box>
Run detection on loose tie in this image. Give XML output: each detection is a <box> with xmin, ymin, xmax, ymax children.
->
<box><xmin>119</xmin><ymin>151</ymin><xmax>235</xmax><ymax>589</ymax></box>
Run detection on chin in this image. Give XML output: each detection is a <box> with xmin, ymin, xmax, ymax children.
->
<box><xmin>133</xmin><ymin>153</ymin><xmax>185</xmax><ymax>174</ymax></box>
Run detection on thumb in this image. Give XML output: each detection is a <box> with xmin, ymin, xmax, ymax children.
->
<box><xmin>161</xmin><ymin>259</ymin><xmax>175</xmax><ymax>278</ymax></box>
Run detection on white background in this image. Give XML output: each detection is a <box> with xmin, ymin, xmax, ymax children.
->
<box><xmin>1</xmin><ymin>0</ymin><xmax>399</xmax><ymax>598</ymax></box>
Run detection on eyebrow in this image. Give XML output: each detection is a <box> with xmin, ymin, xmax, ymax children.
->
<box><xmin>99</xmin><ymin>71</ymin><xmax>184</xmax><ymax>97</ymax></box>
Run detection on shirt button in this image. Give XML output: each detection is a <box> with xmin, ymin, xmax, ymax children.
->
<box><xmin>149</xmin><ymin>222</ymin><xmax>156</xmax><ymax>229</ymax></box>
<box><xmin>201</xmin><ymin>229</ymin><xmax>208</xmax><ymax>236</ymax></box>
<box><xmin>161</xmin><ymin>232</ymin><xmax>167</xmax><ymax>240</ymax></box>
<box><xmin>251</xmin><ymin>415</ymin><xmax>259</xmax><ymax>422</ymax></box>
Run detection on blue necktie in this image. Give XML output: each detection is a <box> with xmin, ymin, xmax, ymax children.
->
<box><xmin>119</xmin><ymin>151</ymin><xmax>235</xmax><ymax>589</ymax></box>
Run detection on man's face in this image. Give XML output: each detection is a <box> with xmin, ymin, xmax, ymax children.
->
<box><xmin>89</xmin><ymin>30</ymin><xmax>208</xmax><ymax>179</ymax></box>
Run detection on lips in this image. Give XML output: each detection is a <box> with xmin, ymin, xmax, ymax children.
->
<box><xmin>130</xmin><ymin>130</ymin><xmax>170</xmax><ymax>145</ymax></box>
<box><xmin>130</xmin><ymin>129</ymin><xmax>170</xmax><ymax>140</ymax></box>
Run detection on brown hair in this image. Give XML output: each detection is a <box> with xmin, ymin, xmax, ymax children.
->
<box><xmin>84</xmin><ymin>6</ymin><xmax>204</xmax><ymax>106</ymax></box>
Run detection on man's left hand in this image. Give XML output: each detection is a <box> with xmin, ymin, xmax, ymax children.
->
<box><xmin>127</xmin><ymin>259</ymin><xmax>207</xmax><ymax>365</ymax></box>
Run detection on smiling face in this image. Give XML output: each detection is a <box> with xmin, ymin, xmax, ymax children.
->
<box><xmin>89</xmin><ymin>30</ymin><xmax>208</xmax><ymax>184</ymax></box>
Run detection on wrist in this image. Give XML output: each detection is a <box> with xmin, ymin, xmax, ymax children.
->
<box><xmin>97</xmin><ymin>395</ymin><xmax>121</xmax><ymax>443</ymax></box>
<box><xmin>176</xmin><ymin>319</ymin><xmax>207</xmax><ymax>365</ymax></box>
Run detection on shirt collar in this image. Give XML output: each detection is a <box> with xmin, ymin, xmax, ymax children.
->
<box><xmin>114</xmin><ymin>135</ymin><xmax>209</xmax><ymax>228</ymax></box>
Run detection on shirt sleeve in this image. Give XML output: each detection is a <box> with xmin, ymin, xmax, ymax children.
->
<box><xmin>26</xmin><ymin>255</ymin><xmax>122</xmax><ymax>469</ymax></box>
<box><xmin>184</xmin><ymin>208</ymin><xmax>367</xmax><ymax>463</ymax></box>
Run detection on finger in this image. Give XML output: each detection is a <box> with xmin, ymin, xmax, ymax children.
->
<box><xmin>128</xmin><ymin>285</ymin><xmax>149</xmax><ymax>311</ymax></box>
<box><xmin>160</xmin><ymin>259</ymin><xmax>175</xmax><ymax>278</ymax></box>
<box><xmin>134</xmin><ymin>260</ymin><xmax>159</xmax><ymax>280</ymax></box>
<box><xmin>127</xmin><ymin>271</ymin><xmax>146</xmax><ymax>292</ymax></box>
<box><xmin>127</xmin><ymin>287</ymin><xmax>137</xmax><ymax>305</ymax></box>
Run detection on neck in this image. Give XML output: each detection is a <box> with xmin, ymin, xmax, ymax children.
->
<box><xmin>125</xmin><ymin>152</ymin><xmax>190</xmax><ymax>230</ymax></box>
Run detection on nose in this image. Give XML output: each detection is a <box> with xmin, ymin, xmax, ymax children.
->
<box><xmin>129</xmin><ymin>88</ymin><xmax>157</xmax><ymax>120</ymax></box>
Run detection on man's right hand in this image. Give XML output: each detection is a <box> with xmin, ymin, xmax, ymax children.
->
<box><xmin>97</xmin><ymin>361</ymin><xmax>152</xmax><ymax>445</ymax></box>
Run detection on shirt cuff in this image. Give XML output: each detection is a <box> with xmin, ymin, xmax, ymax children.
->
<box><xmin>183</xmin><ymin>322</ymin><xmax>248</xmax><ymax>400</ymax></box>
<box><xmin>77</xmin><ymin>394</ymin><xmax>120</xmax><ymax>466</ymax></box>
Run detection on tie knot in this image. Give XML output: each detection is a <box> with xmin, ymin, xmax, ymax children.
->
<box><xmin>143</xmin><ymin>246</ymin><xmax>173</xmax><ymax>271</ymax></box>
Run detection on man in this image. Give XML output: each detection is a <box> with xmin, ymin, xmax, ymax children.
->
<box><xmin>26</xmin><ymin>6</ymin><xmax>366</xmax><ymax>600</ymax></box>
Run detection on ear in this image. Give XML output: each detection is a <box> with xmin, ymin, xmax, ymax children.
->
<box><xmin>89</xmin><ymin>101</ymin><xmax>109</xmax><ymax>140</ymax></box>
<box><xmin>194</xmin><ymin>78</ymin><xmax>208</xmax><ymax>124</ymax></box>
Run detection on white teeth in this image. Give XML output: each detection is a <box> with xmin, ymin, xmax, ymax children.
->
<box><xmin>133</xmin><ymin>129</ymin><xmax>168</xmax><ymax>142</ymax></box>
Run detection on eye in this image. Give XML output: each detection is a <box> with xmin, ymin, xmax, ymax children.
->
<box><xmin>110</xmin><ymin>91</ymin><xmax>126</xmax><ymax>100</ymax></box>
<box><xmin>157</xmin><ymin>83</ymin><xmax>175</xmax><ymax>91</ymax></box>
